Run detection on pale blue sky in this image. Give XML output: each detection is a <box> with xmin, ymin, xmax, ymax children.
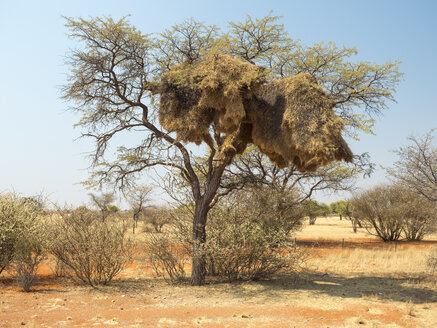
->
<box><xmin>1</xmin><ymin>0</ymin><xmax>436</xmax><ymax>207</ymax></box>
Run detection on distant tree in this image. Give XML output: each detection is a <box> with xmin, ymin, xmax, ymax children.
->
<box><xmin>302</xmin><ymin>199</ymin><xmax>329</xmax><ymax>225</ymax></box>
<box><xmin>387</xmin><ymin>130</ymin><xmax>437</xmax><ymax>202</ymax></box>
<box><xmin>88</xmin><ymin>192</ymin><xmax>118</xmax><ymax>222</ymax></box>
<box><xmin>63</xmin><ymin>15</ymin><xmax>401</xmax><ymax>285</ymax></box>
<box><xmin>352</xmin><ymin>184</ymin><xmax>437</xmax><ymax>240</ymax></box>
<box><xmin>330</xmin><ymin>200</ymin><xmax>347</xmax><ymax>220</ymax></box>
<box><xmin>351</xmin><ymin>185</ymin><xmax>405</xmax><ymax>241</ymax></box>
<box><xmin>342</xmin><ymin>201</ymin><xmax>362</xmax><ymax>233</ymax></box>
<box><xmin>144</xmin><ymin>207</ymin><xmax>173</xmax><ymax>233</ymax></box>
<box><xmin>126</xmin><ymin>185</ymin><xmax>153</xmax><ymax>233</ymax></box>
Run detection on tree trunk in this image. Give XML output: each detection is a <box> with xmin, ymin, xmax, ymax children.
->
<box><xmin>190</xmin><ymin>201</ymin><xmax>209</xmax><ymax>286</ymax></box>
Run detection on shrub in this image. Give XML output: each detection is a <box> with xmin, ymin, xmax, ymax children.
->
<box><xmin>395</xmin><ymin>191</ymin><xmax>436</xmax><ymax>241</ymax></box>
<box><xmin>351</xmin><ymin>185</ymin><xmax>405</xmax><ymax>241</ymax></box>
<box><xmin>48</xmin><ymin>208</ymin><xmax>132</xmax><ymax>287</ymax></box>
<box><xmin>143</xmin><ymin>207</ymin><xmax>172</xmax><ymax>233</ymax></box>
<box><xmin>12</xmin><ymin>236</ymin><xmax>45</xmax><ymax>292</ymax></box>
<box><xmin>147</xmin><ymin>188</ymin><xmax>306</xmax><ymax>283</ymax></box>
<box><xmin>351</xmin><ymin>184</ymin><xmax>437</xmax><ymax>241</ymax></box>
<box><xmin>146</xmin><ymin>232</ymin><xmax>188</xmax><ymax>284</ymax></box>
<box><xmin>203</xmin><ymin>200</ymin><xmax>305</xmax><ymax>281</ymax></box>
<box><xmin>0</xmin><ymin>193</ymin><xmax>45</xmax><ymax>291</ymax></box>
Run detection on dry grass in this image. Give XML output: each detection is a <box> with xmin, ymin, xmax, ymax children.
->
<box><xmin>295</xmin><ymin>215</ymin><xmax>371</xmax><ymax>240</ymax></box>
<box><xmin>310</xmin><ymin>247</ymin><xmax>434</xmax><ymax>276</ymax></box>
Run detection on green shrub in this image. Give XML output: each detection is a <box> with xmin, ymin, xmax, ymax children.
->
<box><xmin>48</xmin><ymin>208</ymin><xmax>132</xmax><ymax>287</ymax></box>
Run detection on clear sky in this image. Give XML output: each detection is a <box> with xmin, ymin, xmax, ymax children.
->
<box><xmin>1</xmin><ymin>0</ymin><xmax>436</xmax><ymax>207</ymax></box>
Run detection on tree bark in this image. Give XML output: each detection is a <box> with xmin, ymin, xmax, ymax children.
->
<box><xmin>190</xmin><ymin>200</ymin><xmax>209</xmax><ymax>286</ymax></box>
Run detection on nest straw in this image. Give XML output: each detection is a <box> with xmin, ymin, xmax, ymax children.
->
<box><xmin>158</xmin><ymin>53</ymin><xmax>353</xmax><ymax>171</ymax></box>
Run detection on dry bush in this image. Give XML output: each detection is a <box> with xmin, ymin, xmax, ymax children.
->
<box><xmin>202</xmin><ymin>189</ymin><xmax>306</xmax><ymax>281</ymax></box>
<box><xmin>146</xmin><ymin>232</ymin><xmax>189</xmax><ymax>284</ymax></box>
<box><xmin>351</xmin><ymin>184</ymin><xmax>437</xmax><ymax>241</ymax></box>
<box><xmin>395</xmin><ymin>190</ymin><xmax>437</xmax><ymax>241</ymax></box>
<box><xmin>48</xmin><ymin>208</ymin><xmax>132</xmax><ymax>287</ymax></box>
<box><xmin>11</xmin><ymin>237</ymin><xmax>44</xmax><ymax>292</ymax></box>
<box><xmin>143</xmin><ymin>207</ymin><xmax>172</xmax><ymax>233</ymax></box>
<box><xmin>204</xmin><ymin>206</ymin><xmax>304</xmax><ymax>281</ymax></box>
<box><xmin>0</xmin><ymin>193</ymin><xmax>41</xmax><ymax>274</ymax></box>
<box><xmin>146</xmin><ymin>188</ymin><xmax>306</xmax><ymax>283</ymax></box>
<box><xmin>351</xmin><ymin>185</ymin><xmax>405</xmax><ymax>242</ymax></box>
<box><xmin>0</xmin><ymin>193</ymin><xmax>45</xmax><ymax>291</ymax></box>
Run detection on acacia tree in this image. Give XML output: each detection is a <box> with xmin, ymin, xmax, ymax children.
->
<box><xmin>330</xmin><ymin>200</ymin><xmax>347</xmax><ymax>220</ymax></box>
<box><xmin>387</xmin><ymin>130</ymin><xmax>437</xmax><ymax>202</ymax></box>
<box><xmin>88</xmin><ymin>192</ymin><xmax>118</xmax><ymax>222</ymax></box>
<box><xmin>62</xmin><ymin>15</ymin><xmax>401</xmax><ymax>285</ymax></box>
<box><xmin>301</xmin><ymin>200</ymin><xmax>330</xmax><ymax>225</ymax></box>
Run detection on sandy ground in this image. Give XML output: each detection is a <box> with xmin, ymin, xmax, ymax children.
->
<box><xmin>1</xmin><ymin>217</ymin><xmax>437</xmax><ymax>328</ymax></box>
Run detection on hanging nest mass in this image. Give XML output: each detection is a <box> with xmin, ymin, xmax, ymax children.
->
<box><xmin>158</xmin><ymin>53</ymin><xmax>266</xmax><ymax>145</ymax></box>
<box><xmin>157</xmin><ymin>53</ymin><xmax>353</xmax><ymax>172</ymax></box>
<box><xmin>246</xmin><ymin>73</ymin><xmax>353</xmax><ymax>170</ymax></box>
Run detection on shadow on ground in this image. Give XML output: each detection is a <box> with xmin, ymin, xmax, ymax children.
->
<box><xmin>223</xmin><ymin>272</ymin><xmax>437</xmax><ymax>304</ymax></box>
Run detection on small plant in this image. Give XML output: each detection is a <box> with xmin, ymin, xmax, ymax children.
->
<box><xmin>405</xmin><ymin>299</ymin><xmax>416</xmax><ymax>317</ymax></box>
<box><xmin>48</xmin><ymin>207</ymin><xmax>132</xmax><ymax>287</ymax></box>
<box><xmin>427</xmin><ymin>247</ymin><xmax>437</xmax><ymax>276</ymax></box>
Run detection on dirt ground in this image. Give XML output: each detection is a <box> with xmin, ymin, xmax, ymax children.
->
<box><xmin>1</xmin><ymin>217</ymin><xmax>437</xmax><ymax>328</ymax></box>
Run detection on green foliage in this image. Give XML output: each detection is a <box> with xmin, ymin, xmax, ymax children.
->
<box><xmin>302</xmin><ymin>199</ymin><xmax>330</xmax><ymax>225</ymax></box>
<box><xmin>48</xmin><ymin>207</ymin><xmax>132</xmax><ymax>287</ymax></box>
<box><xmin>330</xmin><ymin>200</ymin><xmax>347</xmax><ymax>219</ymax></box>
